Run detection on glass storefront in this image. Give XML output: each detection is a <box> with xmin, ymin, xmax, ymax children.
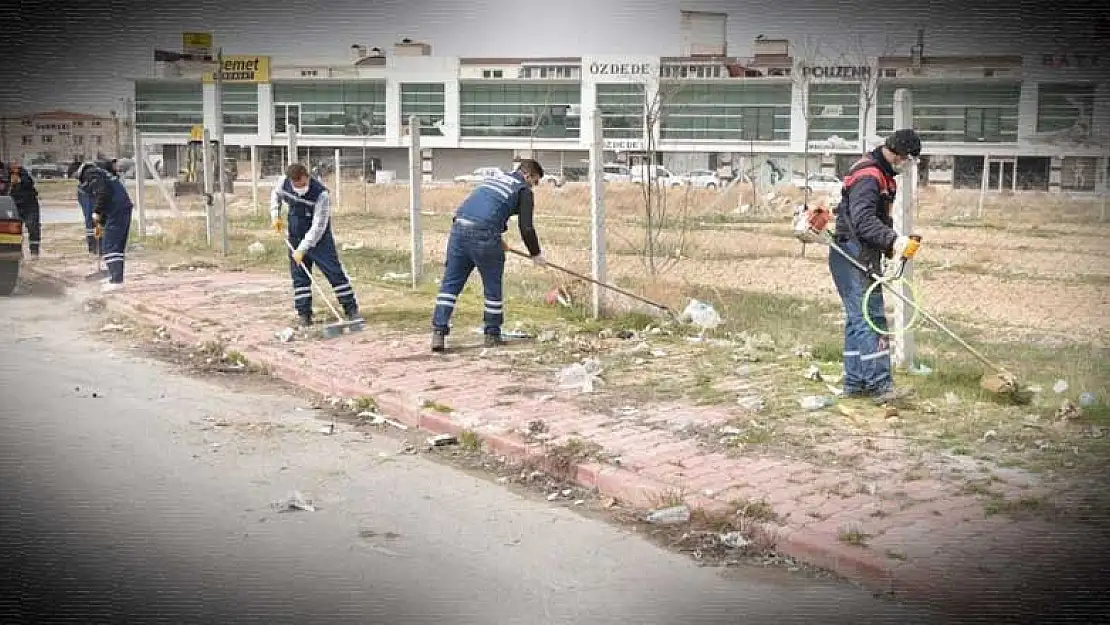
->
<box><xmin>271</xmin><ymin>81</ymin><xmax>387</xmax><ymax>136</ymax></box>
<box><xmin>458</xmin><ymin>83</ymin><xmax>581</xmax><ymax>138</ymax></box>
<box><xmin>400</xmin><ymin>83</ymin><xmax>446</xmax><ymax>136</ymax></box>
<box><xmin>808</xmin><ymin>83</ymin><xmax>861</xmax><ymax>142</ymax></box>
<box><xmin>596</xmin><ymin>84</ymin><xmax>645</xmax><ymax>140</ymax></box>
<box><xmin>134</xmin><ymin>80</ymin><xmax>203</xmax><ymax>134</ymax></box>
<box><xmin>220</xmin><ymin>84</ymin><xmax>259</xmax><ymax>135</ymax></box>
<box><xmin>876</xmin><ymin>82</ymin><xmax>1021</xmax><ymax>142</ymax></box>
<box><xmin>659</xmin><ymin>83</ymin><xmax>791</xmax><ymax>141</ymax></box>
<box><xmin>1036</xmin><ymin>83</ymin><xmax>1096</xmax><ymax>134</ymax></box>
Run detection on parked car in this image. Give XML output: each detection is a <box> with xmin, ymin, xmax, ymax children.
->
<box><xmin>792</xmin><ymin>172</ymin><xmax>844</xmax><ymax>198</ymax></box>
<box><xmin>454</xmin><ymin>167</ymin><xmax>504</xmax><ymax>184</ymax></box>
<box><xmin>679</xmin><ymin>169</ymin><xmax>724</xmax><ymax>189</ymax></box>
<box><xmin>601</xmin><ymin>163</ymin><xmax>632</xmax><ymax>184</ymax></box>
<box><xmin>630</xmin><ymin>164</ymin><xmax>684</xmax><ymax>187</ymax></box>
<box><xmin>0</xmin><ymin>196</ymin><xmax>22</xmax><ymax>296</ymax></box>
<box><xmin>27</xmin><ymin>162</ymin><xmax>67</xmax><ymax>180</ymax></box>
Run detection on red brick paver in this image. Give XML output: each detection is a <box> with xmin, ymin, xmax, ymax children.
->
<box><xmin>26</xmin><ymin>257</ymin><xmax>1106</xmax><ymax>613</ymax></box>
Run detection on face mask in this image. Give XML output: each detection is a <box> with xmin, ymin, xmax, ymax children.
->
<box><xmin>293</xmin><ymin>185</ymin><xmax>308</xmax><ymax>195</ymax></box>
<box><xmin>891</xmin><ymin>159</ymin><xmax>909</xmax><ymax>174</ymax></box>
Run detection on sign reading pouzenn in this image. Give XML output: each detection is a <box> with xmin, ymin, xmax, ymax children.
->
<box><xmin>800</xmin><ymin>65</ymin><xmax>871</xmax><ymax>80</ymax></box>
<box><xmin>202</xmin><ymin>55</ymin><xmax>272</xmax><ymax>84</ymax></box>
<box><xmin>589</xmin><ymin>62</ymin><xmax>656</xmax><ymax>76</ymax></box>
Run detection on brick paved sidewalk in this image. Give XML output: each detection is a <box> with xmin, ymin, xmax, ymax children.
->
<box><xmin>24</xmin><ymin>257</ymin><xmax>1109</xmax><ymax>615</ymax></box>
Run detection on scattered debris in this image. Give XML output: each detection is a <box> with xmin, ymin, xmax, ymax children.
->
<box><xmin>340</xmin><ymin>241</ymin><xmax>365</xmax><ymax>251</ymax></box>
<box><xmin>1053</xmin><ymin>380</ymin><xmax>1069</xmax><ymax>394</ymax></box>
<box><xmin>803</xmin><ymin>364</ymin><xmax>823</xmax><ymax>381</ymax></box>
<box><xmin>799</xmin><ymin>395</ymin><xmax>835</xmax><ymax>411</ymax></box>
<box><xmin>646</xmin><ymin>504</ymin><xmax>692</xmax><ymax>525</ymax></box>
<box><xmin>99</xmin><ymin>323</ymin><xmax>131</xmax><ymax>333</ymax></box>
<box><xmin>556</xmin><ymin>358</ymin><xmax>603</xmax><ymax>393</ymax></box>
<box><xmin>1079</xmin><ymin>392</ymin><xmax>1096</xmax><ymax>407</ymax></box>
<box><xmin>681</xmin><ymin>299</ymin><xmax>723</xmax><ymax>331</ymax></box>
<box><xmin>537</xmin><ymin>330</ymin><xmax>557</xmax><ymax>343</ymax></box>
<box><xmin>427</xmin><ymin>433</ymin><xmax>459</xmax><ymax>447</ymax></box>
<box><xmin>271</xmin><ymin>491</ymin><xmax>316</xmax><ymax>513</ymax></box>
<box><xmin>719</xmin><ymin>531</ymin><xmax>751</xmax><ymax>549</ymax></box>
<box><xmin>737</xmin><ymin>395</ymin><xmax>766</xmax><ymax>412</ymax></box>
<box><xmin>318</xmin><ymin>424</ymin><xmax>335</xmax><ymax>435</ymax></box>
<box><xmin>1056</xmin><ymin>400</ymin><xmax>1082</xmax><ymax>421</ymax></box>
<box><xmin>908</xmin><ymin>363</ymin><xmax>933</xmax><ymax>376</ymax></box>
<box><xmin>276</xmin><ymin>327</ymin><xmax>295</xmax><ymax>343</ymax></box>
<box><xmin>247</xmin><ymin>241</ymin><xmax>266</xmax><ymax>257</ymax></box>
<box><xmin>380</xmin><ymin>272</ymin><xmax>411</xmax><ymax>282</ymax></box>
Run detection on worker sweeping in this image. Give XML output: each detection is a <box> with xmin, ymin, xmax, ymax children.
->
<box><xmin>76</xmin><ymin>160</ymin><xmax>134</xmax><ymax>292</ymax></box>
<box><xmin>828</xmin><ymin>129</ymin><xmax>922</xmax><ymax>404</ymax></box>
<box><xmin>270</xmin><ymin>162</ymin><xmax>361</xmax><ymax>328</ymax></box>
<box><xmin>8</xmin><ymin>162</ymin><xmax>42</xmax><ymax>260</ymax></box>
<box><xmin>430</xmin><ymin>159</ymin><xmax>546</xmax><ymax>352</ymax></box>
<box><xmin>77</xmin><ymin>177</ymin><xmax>98</xmax><ymax>255</ymax></box>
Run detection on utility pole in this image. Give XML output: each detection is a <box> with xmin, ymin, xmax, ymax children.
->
<box><xmin>215</xmin><ymin>47</ymin><xmax>229</xmax><ymax>255</ymax></box>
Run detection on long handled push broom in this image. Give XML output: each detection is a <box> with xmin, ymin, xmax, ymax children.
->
<box><xmin>84</xmin><ymin>228</ymin><xmax>109</xmax><ymax>282</ymax></box>
<box><xmin>506</xmin><ymin>247</ymin><xmax>680</xmax><ymax>322</ymax></box>
<box><xmin>798</xmin><ymin>209</ymin><xmax>1028</xmax><ymax>403</ymax></box>
<box><xmin>282</xmin><ymin>238</ymin><xmax>364</xmax><ymax>339</ymax></box>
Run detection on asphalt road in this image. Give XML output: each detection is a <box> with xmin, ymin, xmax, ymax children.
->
<box><xmin>38</xmin><ymin>202</ymin><xmax>205</xmax><ymax>225</ymax></box>
<box><xmin>0</xmin><ymin>279</ymin><xmax>941</xmax><ymax>625</ymax></box>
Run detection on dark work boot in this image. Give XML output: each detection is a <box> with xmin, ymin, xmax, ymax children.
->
<box><xmin>431</xmin><ymin>330</ymin><xmax>446</xmax><ymax>353</ymax></box>
<box><xmin>484</xmin><ymin>333</ymin><xmax>505</xmax><ymax>348</ymax></box>
<box><xmin>297</xmin><ymin>313</ymin><xmax>313</xmax><ymax>328</ymax></box>
<box><xmin>873</xmin><ymin>386</ymin><xmax>915</xmax><ymax>405</ymax></box>
<box><xmin>344</xmin><ymin>306</ymin><xmax>363</xmax><ymax>322</ymax></box>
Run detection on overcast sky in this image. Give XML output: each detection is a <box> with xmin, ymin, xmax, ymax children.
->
<box><xmin>1</xmin><ymin>0</ymin><xmax>1105</xmax><ymax>116</ymax></box>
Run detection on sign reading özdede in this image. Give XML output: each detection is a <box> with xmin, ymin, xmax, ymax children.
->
<box><xmin>588</xmin><ymin>62</ymin><xmax>657</xmax><ymax>76</ymax></box>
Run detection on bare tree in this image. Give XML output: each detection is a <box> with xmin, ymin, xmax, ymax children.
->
<box><xmin>637</xmin><ymin>80</ymin><xmax>696</xmax><ymax>276</ymax></box>
<box><xmin>791</xmin><ymin>35</ymin><xmax>825</xmax><ymax>208</ymax></box>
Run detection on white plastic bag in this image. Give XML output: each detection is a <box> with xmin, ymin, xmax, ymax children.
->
<box><xmin>681</xmin><ymin>299</ymin><xmax>722</xmax><ymax>331</ymax></box>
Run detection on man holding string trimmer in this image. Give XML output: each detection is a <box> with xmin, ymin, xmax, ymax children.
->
<box><xmin>829</xmin><ymin>129</ymin><xmax>923</xmax><ymax>404</ymax></box>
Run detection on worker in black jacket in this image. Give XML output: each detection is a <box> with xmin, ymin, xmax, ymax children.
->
<box><xmin>829</xmin><ymin>129</ymin><xmax>922</xmax><ymax>404</ymax></box>
<box><xmin>8</xmin><ymin>163</ymin><xmax>42</xmax><ymax>258</ymax></box>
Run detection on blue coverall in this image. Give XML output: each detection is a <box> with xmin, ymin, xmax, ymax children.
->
<box><xmin>431</xmin><ymin>170</ymin><xmax>542</xmax><ymax>337</ymax></box>
<box><xmin>77</xmin><ymin>185</ymin><xmax>97</xmax><ymax>254</ymax></box>
<box><xmin>79</xmin><ymin>164</ymin><xmax>133</xmax><ymax>284</ymax></box>
<box><xmin>271</xmin><ymin>176</ymin><xmax>359</xmax><ymax>320</ymax></box>
<box><xmin>829</xmin><ymin>148</ymin><xmax>901</xmax><ymax>396</ymax></box>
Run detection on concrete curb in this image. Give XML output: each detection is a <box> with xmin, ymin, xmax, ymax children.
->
<box><xmin>31</xmin><ymin>265</ymin><xmax>910</xmax><ymax>597</ymax></box>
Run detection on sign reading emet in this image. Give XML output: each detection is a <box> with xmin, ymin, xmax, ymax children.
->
<box><xmin>202</xmin><ymin>55</ymin><xmax>272</xmax><ymax>83</ymax></box>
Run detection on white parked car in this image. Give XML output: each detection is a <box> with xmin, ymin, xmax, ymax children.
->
<box><xmin>631</xmin><ymin>164</ymin><xmax>684</xmax><ymax>187</ymax></box>
<box><xmin>679</xmin><ymin>169</ymin><xmax>723</xmax><ymax>189</ymax></box>
<box><xmin>454</xmin><ymin>167</ymin><xmax>504</xmax><ymax>184</ymax></box>
<box><xmin>602</xmin><ymin>163</ymin><xmax>632</xmax><ymax>184</ymax></box>
<box><xmin>792</xmin><ymin>172</ymin><xmax>844</xmax><ymax>198</ymax></box>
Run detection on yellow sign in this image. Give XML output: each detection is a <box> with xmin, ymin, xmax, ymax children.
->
<box><xmin>189</xmin><ymin>124</ymin><xmax>204</xmax><ymax>142</ymax></box>
<box><xmin>0</xmin><ymin>234</ymin><xmax>23</xmax><ymax>245</ymax></box>
<box><xmin>182</xmin><ymin>32</ymin><xmax>213</xmax><ymax>56</ymax></box>
<box><xmin>202</xmin><ymin>55</ymin><xmax>271</xmax><ymax>84</ymax></box>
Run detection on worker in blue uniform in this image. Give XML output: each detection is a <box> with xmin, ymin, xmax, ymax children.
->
<box><xmin>829</xmin><ymin>129</ymin><xmax>922</xmax><ymax>404</ymax></box>
<box><xmin>270</xmin><ymin>162</ymin><xmax>361</xmax><ymax>327</ymax></box>
<box><xmin>77</xmin><ymin>179</ymin><xmax>98</xmax><ymax>255</ymax></box>
<box><xmin>76</xmin><ymin>161</ymin><xmax>134</xmax><ymax>292</ymax></box>
<box><xmin>8</xmin><ymin>163</ymin><xmax>42</xmax><ymax>259</ymax></box>
<box><xmin>430</xmin><ymin>159</ymin><xmax>546</xmax><ymax>352</ymax></box>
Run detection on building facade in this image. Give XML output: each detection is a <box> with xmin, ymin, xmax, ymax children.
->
<box><xmin>0</xmin><ymin>110</ymin><xmax>132</xmax><ymax>165</ymax></box>
<box><xmin>132</xmin><ymin>39</ymin><xmax>1109</xmax><ymax>193</ymax></box>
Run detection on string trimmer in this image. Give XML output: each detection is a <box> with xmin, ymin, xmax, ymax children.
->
<box><xmin>795</xmin><ymin>208</ymin><xmax>1026</xmax><ymax>402</ymax></box>
<box><xmin>505</xmin><ymin>247</ymin><xmax>679</xmax><ymax>321</ymax></box>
